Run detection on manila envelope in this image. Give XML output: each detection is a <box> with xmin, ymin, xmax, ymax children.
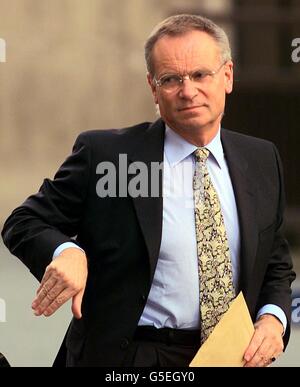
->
<box><xmin>190</xmin><ymin>292</ymin><xmax>254</xmax><ymax>367</ymax></box>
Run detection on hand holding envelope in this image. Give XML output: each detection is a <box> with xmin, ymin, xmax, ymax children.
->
<box><xmin>190</xmin><ymin>292</ymin><xmax>254</xmax><ymax>367</ymax></box>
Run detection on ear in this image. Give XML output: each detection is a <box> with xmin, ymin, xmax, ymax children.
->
<box><xmin>147</xmin><ymin>73</ymin><xmax>159</xmax><ymax>104</ymax></box>
<box><xmin>224</xmin><ymin>61</ymin><xmax>234</xmax><ymax>94</ymax></box>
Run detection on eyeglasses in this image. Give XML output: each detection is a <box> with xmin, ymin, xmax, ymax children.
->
<box><xmin>154</xmin><ymin>61</ymin><xmax>227</xmax><ymax>92</ymax></box>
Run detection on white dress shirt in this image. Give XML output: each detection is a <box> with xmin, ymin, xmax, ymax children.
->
<box><xmin>139</xmin><ymin>126</ymin><xmax>240</xmax><ymax>328</ymax></box>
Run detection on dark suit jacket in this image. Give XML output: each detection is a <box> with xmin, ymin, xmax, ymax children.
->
<box><xmin>1</xmin><ymin>119</ymin><xmax>295</xmax><ymax>366</ymax></box>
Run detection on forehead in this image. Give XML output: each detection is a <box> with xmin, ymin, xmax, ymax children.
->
<box><xmin>152</xmin><ymin>30</ymin><xmax>221</xmax><ymax>75</ymax></box>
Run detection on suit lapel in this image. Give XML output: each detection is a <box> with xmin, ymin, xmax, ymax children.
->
<box><xmin>221</xmin><ymin>129</ymin><xmax>258</xmax><ymax>295</ymax></box>
<box><xmin>128</xmin><ymin>119</ymin><xmax>165</xmax><ymax>281</ymax></box>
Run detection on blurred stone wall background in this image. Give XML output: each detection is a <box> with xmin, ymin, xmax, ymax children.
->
<box><xmin>0</xmin><ymin>0</ymin><xmax>299</xmax><ymax>367</ymax></box>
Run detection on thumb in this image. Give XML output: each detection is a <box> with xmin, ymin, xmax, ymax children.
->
<box><xmin>72</xmin><ymin>290</ymin><xmax>84</xmax><ymax>319</ymax></box>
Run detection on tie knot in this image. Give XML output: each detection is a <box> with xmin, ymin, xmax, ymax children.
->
<box><xmin>194</xmin><ymin>148</ymin><xmax>209</xmax><ymax>163</ymax></box>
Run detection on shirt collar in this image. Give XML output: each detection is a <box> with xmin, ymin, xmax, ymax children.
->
<box><xmin>164</xmin><ymin>125</ymin><xmax>224</xmax><ymax>169</ymax></box>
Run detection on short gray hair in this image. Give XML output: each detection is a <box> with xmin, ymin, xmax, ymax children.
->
<box><xmin>145</xmin><ymin>14</ymin><xmax>232</xmax><ymax>76</ymax></box>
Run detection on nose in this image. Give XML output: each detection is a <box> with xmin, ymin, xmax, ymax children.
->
<box><xmin>178</xmin><ymin>78</ymin><xmax>198</xmax><ymax>100</ymax></box>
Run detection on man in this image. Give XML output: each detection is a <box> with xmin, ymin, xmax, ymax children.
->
<box><xmin>2</xmin><ymin>14</ymin><xmax>295</xmax><ymax>367</ymax></box>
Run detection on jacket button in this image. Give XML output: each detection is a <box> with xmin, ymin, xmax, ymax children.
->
<box><xmin>141</xmin><ymin>294</ymin><xmax>147</xmax><ymax>302</ymax></box>
<box><xmin>120</xmin><ymin>338</ymin><xmax>130</xmax><ymax>349</ymax></box>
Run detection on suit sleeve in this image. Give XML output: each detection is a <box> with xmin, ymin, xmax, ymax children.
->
<box><xmin>1</xmin><ymin>132</ymin><xmax>91</xmax><ymax>281</ymax></box>
<box><xmin>255</xmin><ymin>144</ymin><xmax>296</xmax><ymax>348</ymax></box>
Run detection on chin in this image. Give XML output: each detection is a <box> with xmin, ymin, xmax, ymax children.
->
<box><xmin>179</xmin><ymin>117</ymin><xmax>209</xmax><ymax>131</ymax></box>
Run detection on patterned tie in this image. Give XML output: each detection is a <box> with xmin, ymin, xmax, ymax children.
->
<box><xmin>193</xmin><ymin>148</ymin><xmax>235</xmax><ymax>344</ymax></box>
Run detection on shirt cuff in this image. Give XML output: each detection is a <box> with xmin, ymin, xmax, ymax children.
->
<box><xmin>256</xmin><ymin>304</ymin><xmax>287</xmax><ymax>335</ymax></box>
<box><xmin>53</xmin><ymin>242</ymin><xmax>85</xmax><ymax>259</ymax></box>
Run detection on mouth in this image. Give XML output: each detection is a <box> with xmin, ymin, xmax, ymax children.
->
<box><xmin>177</xmin><ymin>105</ymin><xmax>207</xmax><ymax>112</ymax></box>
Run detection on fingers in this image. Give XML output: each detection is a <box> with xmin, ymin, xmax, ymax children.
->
<box><xmin>32</xmin><ymin>274</ymin><xmax>58</xmax><ymax>312</ymax></box>
<box><xmin>42</xmin><ymin>288</ymin><xmax>74</xmax><ymax>317</ymax></box>
<box><xmin>36</xmin><ymin>267</ymin><xmax>52</xmax><ymax>295</ymax></box>
<box><xmin>244</xmin><ymin>338</ymin><xmax>273</xmax><ymax>367</ymax></box>
<box><xmin>72</xmin><ymin>290</ymin><xmax>84</xmax><ymax>319</ymax></box>
<box><xmin>32</xmin><ymin>281</ymin><xmax>65</xmax><ymax>316</ymax></box>
<box><xmin>244</xmin><ymin>328</ymin><xmax>264</xmax><ymax>364</ymax></box>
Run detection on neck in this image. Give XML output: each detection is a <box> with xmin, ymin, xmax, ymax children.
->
<box><xmin>167</xmin><ymin>123</ymin><xmax>220</xmax><ymax>147</ymax></box>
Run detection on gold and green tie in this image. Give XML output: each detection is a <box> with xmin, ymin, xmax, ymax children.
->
<box><xmin>193</xmin><ymin>148</ymin><xmax>236</xmax><ymax>344</ymax></box>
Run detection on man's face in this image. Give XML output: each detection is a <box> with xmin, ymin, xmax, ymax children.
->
<box><xmin>148</xmin><ymin>30</ymin><xmax>233</xmax><ymax>137</ymax></box>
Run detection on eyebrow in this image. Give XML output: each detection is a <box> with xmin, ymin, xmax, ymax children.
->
<box><xmin>158</xmin><ymin>66</ymin><xmax>213</xmax><ymax>77</ymax></box>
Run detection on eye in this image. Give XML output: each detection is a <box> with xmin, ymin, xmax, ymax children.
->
<box><xmin>192</xmin><ymin>71</ymin><xmax>207</xmax><ymax>82</ymax></box>
<box><xmin>160</xmin><ymin>74</ymin><xmax>181</xmax><ymax>86</ymax></box>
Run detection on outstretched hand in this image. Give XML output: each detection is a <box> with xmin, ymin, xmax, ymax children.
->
<box><xmin>31</xmin><ymin>248</ymin><xmax>88</xmax><ymax>319</ymax></box>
